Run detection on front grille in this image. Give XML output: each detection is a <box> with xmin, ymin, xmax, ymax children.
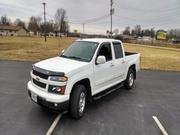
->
<box><xmin>33</xmin><ymin>79</ymin><xmax>46</xmax><ymax>89</ymax></box>
<box><xmin>33</xmin><ymin>70</ymin><xmax>49</xmax><ymax>79</ymax></box>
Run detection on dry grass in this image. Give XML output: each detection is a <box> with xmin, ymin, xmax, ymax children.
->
<box><xmin>130</xmin><ymin>40</ymin><xmax>180</xmax><ymax>49</ymax></box>
<box><xmin>0</xmin><ymin>36</ymin><xmax>180</xmax><ymax>71</ymax></box>
<box><xmin>0</xmin><ymin>36</ymin><xmax>75</xmax><ymax>61</ymax></box>
<box><xmin>124</xmin><ymin>43</ymin><xmax>180</xmax><ymax>71</ymax></box>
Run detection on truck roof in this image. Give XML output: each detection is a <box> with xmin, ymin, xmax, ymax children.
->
<box><xmin>77</xmin><ymin>38</ymin><xmax>122</xmax><ymax>43</ymax></box>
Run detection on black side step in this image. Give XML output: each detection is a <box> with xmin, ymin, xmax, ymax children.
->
<box><xmin>93</xmin><ymin>83</ymin><xmax>123</xmax><ymax>100</ymax></box>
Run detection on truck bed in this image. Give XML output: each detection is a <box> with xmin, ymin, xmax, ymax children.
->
<box><xmin>124</xmin><ymin>51</ymin><xmax>141</xmax><ymax>72</ymax></box>
<box><xmin>125</xmin><ymin>52</ymin><xmax>138</xmax><ymax>56</ymax></box>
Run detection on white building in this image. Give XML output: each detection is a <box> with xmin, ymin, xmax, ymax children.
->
<box><xmin>0</xmin><ymin>25</ymin><xmax>29</xmax><ymax>36</ymax></box>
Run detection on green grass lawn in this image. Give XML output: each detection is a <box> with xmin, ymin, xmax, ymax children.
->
<box><xmin>0</xmin><ymin>36</ymin><xmax>180</xmax><ymax>71</ymax></box>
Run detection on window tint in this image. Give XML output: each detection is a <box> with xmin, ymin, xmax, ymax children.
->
<box><xmin>113</xmin><ymin>42</ymin><xmax>123</xmax><ymax>59</ymax></box>
<box><xmin>98</xmin><ymin>43</ymin><xmax>112</xmax><ymax>61</ymax></box>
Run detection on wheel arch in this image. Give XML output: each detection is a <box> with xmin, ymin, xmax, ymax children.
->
<box><xmin>129</xmin><ymin>64</ymin><xmax>136</xmax><ymax>79</ymax></box>
<box><xmin>70</xmin><ymin>78</ymin><xmax>92</xmax><ymax>102</ymax></box>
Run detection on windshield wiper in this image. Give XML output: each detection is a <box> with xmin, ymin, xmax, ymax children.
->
<box><xmin>60</xmin><ymin>55</ymin><xmax>88</xmax><ymax>62</ymax></box>
<box><xmin>60</xmin><ymin>54</ymin><xmax>68</xmax><ymax>58</ymax></box>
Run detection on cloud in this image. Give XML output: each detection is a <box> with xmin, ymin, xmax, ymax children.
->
<box><xmin>0</xmin><ymin>0</ymin><xmax>179</xmax><ymax>34</ymax></box>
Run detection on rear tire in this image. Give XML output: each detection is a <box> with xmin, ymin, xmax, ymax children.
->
<box><xmin>124</xmin><ymin>69</ymin><xmax>135</xmax><ymax>90</ymax></box>
<box><xmin>70</xmin><ymin>84</ymin><xmax>87</xmax><ymax>119</ymax></box>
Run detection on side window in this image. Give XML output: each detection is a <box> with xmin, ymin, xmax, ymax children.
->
<box><xmin>98</xmin><ymin>43</ymin><xmax>112</xmax><ymax>61</ymax></box>
<box><xmin>113</xmin><ymin>42</ymin><xmax>123</xmax><ymax>59</ymax></box>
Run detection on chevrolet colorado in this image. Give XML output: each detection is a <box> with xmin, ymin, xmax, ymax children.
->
<box><xmin>27</xmin><ymin>38</ymin><xmax>140</xmax><ymax>119</ymax></box>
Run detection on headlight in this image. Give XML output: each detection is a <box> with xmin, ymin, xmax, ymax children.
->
<box><xmin>48</xmin><ymin>85</ymin><xmax>66</xmax><ymax>94</ymax></box>
<box><xmin>50</xmin><ymin>76</ymin><xmax>68</xmax><ymax>82</ymax></box>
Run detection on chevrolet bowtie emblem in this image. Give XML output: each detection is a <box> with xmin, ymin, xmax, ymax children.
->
<box><xmin>35</xmin><ymin>77</ymin><xmax>40</xmax><ymax>81</ymax></box>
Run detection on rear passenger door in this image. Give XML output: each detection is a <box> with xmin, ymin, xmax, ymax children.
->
<box><xmin>112</xmin><ymin>42</ymin><xmax>126</xmax><ymax>81</ymax></box>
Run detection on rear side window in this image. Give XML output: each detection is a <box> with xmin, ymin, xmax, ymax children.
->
<box><xmin>113</xmin><ymin>42</ymin><xmax>123</xmax><ymax>59</ymax></box>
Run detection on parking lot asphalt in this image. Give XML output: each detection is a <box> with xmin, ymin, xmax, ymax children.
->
<box><xmin>0</xmin><ymin>61</ymin><xmax>180</xmax><ymax>135</ymax></box>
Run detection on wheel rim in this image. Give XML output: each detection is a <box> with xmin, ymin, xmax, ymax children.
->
<box><xmin>79</xmin><ymin>92</ymin><xmax>86</xmax><ymax>114</ymax></box>
<box><xmin>129</xmin><ymin>73</ymin><xmax>134</xmax><ymax>87</ymax></box>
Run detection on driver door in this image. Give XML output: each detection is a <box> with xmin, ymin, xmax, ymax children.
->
<box><xmin>93</xmin><ymin>42</ymin><xmax>114</xmax><ymax>93</ymax></box>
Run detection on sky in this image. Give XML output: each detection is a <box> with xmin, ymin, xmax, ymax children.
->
<box><xmin>0</xmin><ymin>0</ymin><xmax>179</xmax><ymax>34</ymax></box>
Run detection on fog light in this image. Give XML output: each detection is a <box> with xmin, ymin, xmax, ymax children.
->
<box><xmin>54</xmin><ymin>103</ymin><xmax>58</xmax><ymax>107</ymax></box>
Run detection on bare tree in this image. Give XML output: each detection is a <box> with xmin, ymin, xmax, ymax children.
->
<box><xmin>123</xmin><ymin>26</ymin><xmax>130</xmax><ymax>35</ymax></box>
<box><xmin>0</xmin><ymin>15</ymin><xmax>11</xmax><ymax>25</ymax></box>
<box><xmin>54</xmin><ymin>8</ymin><xmax>69</xmax><ymax>35</ymax></box>
<box><xmin>168</xmin><ymin>29</ymin><xmax>180</xmax><ymax>39</ymax></box>
<box><xmin>14</xmin><ymin>18</ymin><xmax>25</xmax><ymax>27</ymax></box>
<box><xmin>142</xmin><ymin>29</ymin><xmax>151</xmax><ymax>36</ymax></box>
<box><xmin>150</xmin><ymin>28</ymin><xmax>155</xmax><ymax>38</ymax></box>
<box><xmin>55</xmin><ymin>8</ymin><xmax>66</xmax><ymax>31</ymax></box>
<box><xmin>28</xmin><ymin>16</ymin><xmax>41</xmax><ymax>35</ymax></box>
<box><xmin>61</xmin><ymin>21</ymin><xmax>69</xmax><ymax>34</ymax></box>
<box><xmin>134</xmin><ymin>25</ymin><xmax>141</xmax><ymax>37</ymax></box>
<box><xmin>131</xmin><ymin>29</ymin><xmax>135</xmax><ymax>36</ymax></box>
<box><xmin>40</xmin><ymin>20</ymin><xmax>55</xmax><ymax>34</ymax></box>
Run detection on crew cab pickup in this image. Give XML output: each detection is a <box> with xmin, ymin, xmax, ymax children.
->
<box><xmin>27</xmin><ymin>38</ymin><xmax>140</xmax><ymax>119</ymax></box>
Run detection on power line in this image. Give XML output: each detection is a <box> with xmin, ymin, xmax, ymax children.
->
<box><xmin>45</xmin><ymin>12</ymin><xmax>110</xmax><ymax>34</ymax></box>
<box><xmin>68</xmin><ymin>14</ymin><xmax>110</xmax><ymax>34</ymax></box>
<box><xmin>68</xmin><ymin>14</ymin><xmax>110</xmax><ymax>24</ymax></box>
<box><xmin>38</xmin><ymin>1</ymin><xmax>179</xmax><ymax>34</ymax></box>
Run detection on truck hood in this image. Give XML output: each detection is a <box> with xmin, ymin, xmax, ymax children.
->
<box><xmin>34</xmin><ymin>57</ymin><xmax>89</xmax><ymax>74</ymax></box>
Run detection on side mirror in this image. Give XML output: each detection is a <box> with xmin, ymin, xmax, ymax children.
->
<box><xmin>96</xmin><ymin>56</ymin><xmax>106</xmax><ymax>64</ymax></box>
<box><xmin>59</xmin><ymin>49</ymin><xmax>65</xmax><ymax>56</ymax></box>
<box><xmin>61</xmin><ymin>49</ymin><xmax>65</xmax><ymax>53</ymax></box>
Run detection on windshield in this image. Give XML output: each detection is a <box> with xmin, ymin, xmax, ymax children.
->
<box><xmin>60</xmin><ymin>41</ymin><xmax>98</xmax><ymax>62</ymax></box>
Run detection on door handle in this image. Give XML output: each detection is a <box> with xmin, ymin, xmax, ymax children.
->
<box><xmin>122</xmin><ymin>61</ymin><xmax>125</xmax><ymax>64</ymax></box>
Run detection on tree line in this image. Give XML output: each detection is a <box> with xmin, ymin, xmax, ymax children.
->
<box><xmin>122</xmin><ymin>25</ymin><xmax>180</xmax><ymax>40</ymax></box>
<box><xmin>28</xmin><ymin>8</ymin><xmax>69</xmax><ymax>35</ymax></box>
<box><xmin>0</xmin><ymin>8</ymin><xmax>69</xmax><ymax>36</ymax></box>
<box><xmin>123</xmin><ymin>25</ymin><xmax>155</xmax><ymax>38</ymax></box>
<box><xmin>0</xmin><ymin>12</ymin><xmax>179</xmax><ymax>39</ymax></box>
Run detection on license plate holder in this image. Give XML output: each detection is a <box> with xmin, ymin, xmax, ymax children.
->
<box><xmin>31</xmin><ymin>92</ymin><xmax>37</xmax><ymax>103</ymax></box>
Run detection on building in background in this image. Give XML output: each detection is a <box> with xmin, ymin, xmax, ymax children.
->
<box><xmin>0</xmin><ymin>25</ymin><xmax>29</xmax><ymax>36</ymax></box>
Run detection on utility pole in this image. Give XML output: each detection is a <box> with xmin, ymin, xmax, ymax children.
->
<box><xmin>83</xmin><ymin>23</ymin><xmax>85</xmax><ymax>34</ymax></box>
<box><xmin>110</xmin><ymin>0</ymin><xmax>114</xmax><ymax>38</ymax></box>
<box><xmin>80</xmin><ymin>23</ymin><xmax>85</xmax><ymax>38</ymax></box>
<box><xmin>42</xmin><ymin>2</ymin><xmax>47</xmax><ymax>42</ymax></box>
<box><xmin>151</xmin><ymin>27</ymin><xmax>155</xmax><ymax>45</ymax></box>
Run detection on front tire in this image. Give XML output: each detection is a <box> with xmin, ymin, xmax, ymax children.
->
<box><xmin>70</xmin><ymin>84</ymin><xmax>87</xmax><ymax>119</ymax></box>
<box><xmin>124</xmin><ymin>69</ymin><xmax>135</xmax><ymax>90</ymax></box>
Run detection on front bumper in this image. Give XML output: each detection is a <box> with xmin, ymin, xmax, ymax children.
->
<box><xmin>27</xmin><ymin>81</ymin><xmax>69</xmax><ymax>111</ymax></box>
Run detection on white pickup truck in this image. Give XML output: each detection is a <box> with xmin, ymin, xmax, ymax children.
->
<box><xmin>27</xmin><ymin>38</ymin><xmax>140</xmax><ymax>119</ymax></box>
